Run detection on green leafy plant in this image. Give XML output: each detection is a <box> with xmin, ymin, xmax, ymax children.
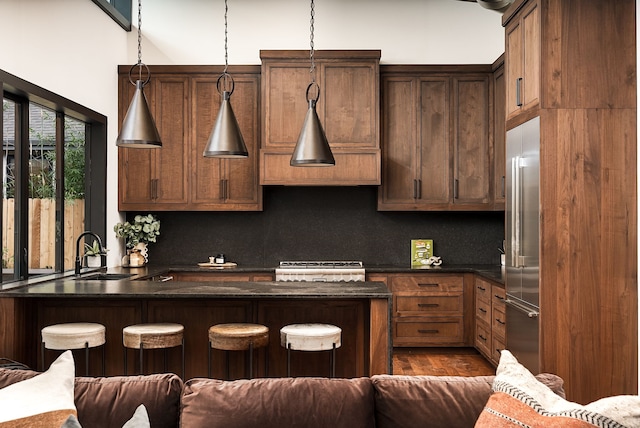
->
<box><xmin>114</xmin><ymin>214</ymin><xmax>160</xmax><ymax>249</ymax></box>
<box><xmin>84</xmin><ymin>240</ymin><xmax>107</xmax><ymax>256</ymax></box>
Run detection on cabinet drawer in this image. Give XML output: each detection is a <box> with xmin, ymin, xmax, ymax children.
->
<box><xmin>393</xmin><ymin>318</ymin><xmax>464</xmax><ymax>345</ymax></box>
<box><xmin>475</xmin><ymin>321</ymin><xmax>491</xmax><ymax>356</ymax></box>
<box><xmin>475</xmin><ymin>278</ymin><xmax>492</xmax><ymax>303</ymax></box>
<box><xmin>475</xmin><ymin>298</ymin><xmax>491</xmax><ymax>325</ymax></box>
<box><xmin>390</xmin><ymin>275</ymin><xmax>463</xmax><ymax>292</ymax></box>
<box><xmin>492</xmin><ymin>306</ymin><xmax>506</xmax><ymax>339</ymax></box>
<box><xmin>396</xmin><ymin>295</ymin><xmax>463</xmax><ymax>315</ymax></box>
<box><xmin>492</xmin><ymin>285</ymin><xmax>506</xmax><ymax>308</ymax></box>
<box><xmin>491</xmin><ymin>336</ymin><xmax>506</xmax><ymax>365</ymax></box>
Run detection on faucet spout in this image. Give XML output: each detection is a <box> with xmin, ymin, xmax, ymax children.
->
<box><xmin>75</xmin><ymin>231</ymin><xmax>105</xmax><ymax>275</ymax></box>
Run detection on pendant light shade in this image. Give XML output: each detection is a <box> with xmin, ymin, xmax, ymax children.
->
<box><xmin>203</xmin><ymin>89</ymin><xmax>248</xmax><ymax>157</ymax></box>
<box><xmin>203</xmin><ymin>0</ymin><xmax>248</xmax><ymax>158</ymax></box>
<box><xmin>116</xmin><ymin>79</ymin><xmax>162</xmax><ymax>148</ymax></box>
<box><xmin>116</xmin><ymin>0</ymin><xmax>161</xmax><ymax>149</ymax></box>
<box><xmin>291</xmin><ymin>0</ymin><xmax>334</xmax><ymax>167</ymax></box>
<box><xmin>291</xmin><ymin>97</ymin><xmax>334</xmax><ymax>166</ymax></box>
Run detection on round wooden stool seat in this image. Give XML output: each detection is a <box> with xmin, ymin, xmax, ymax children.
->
<box><xmin>42</xmin><ymin>322</ymin><xmax>106</xmax><ymax>350</ymax></box>
<box><xmin>209</xmin><ymin>323</ymin><xmax>269</xmax><ymax>351</ymax></box>
<box><xmin>208</xmin><ymin>323</ymin><xmax>269</xmax><ymax>379</ymax></box>
<box><xmin>280</xmin><ymin>323</ymin><xmax>342</xmax><ymax>378</ymax></box>
<box><xmin>41</xmin><ymin>322</ymin><xmax>106</xmax><ymax>375</ymax></box>
<box><xmin>123</xmin><ymin>323</ymin><xmax>184</xmax><ymax>350</ymax></box>
<box><xmin>280</xmin><ymin>323</ymin><xmax>342</xmax><ymax>351</ymax></box>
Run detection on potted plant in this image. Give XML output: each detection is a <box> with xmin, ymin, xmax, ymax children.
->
<box><xmin>114</xmin><ymin>214</ymin><xmax>160</xmax><ymax>266</ymax></box>
<box><xmin>84</xmin><ymin>239</ymin><xmax>107</xmax><ymax>268</ymax></box>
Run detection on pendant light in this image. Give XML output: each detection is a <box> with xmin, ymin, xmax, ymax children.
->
<box><xmin>203</xmin><ymin>0</ymin><xmax>248</xmax><ymax>158</ymax></box>
<box><xmin>116</xmin><ymin>0</ymin><xmax>162</xmax><ymax>148</ymax></box>
<box><xmin>290</xmin><ymin>0</ymin><xmax>335</xmax><ymax>167</ymax></box>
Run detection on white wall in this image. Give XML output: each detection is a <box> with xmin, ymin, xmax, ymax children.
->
<box><xmin>0</xmin><ymin>0</ymin><xmax>504</xmax><ymax>266</ymax></box>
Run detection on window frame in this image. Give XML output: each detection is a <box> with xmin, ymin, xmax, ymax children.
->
<box><xmin>91</xmin><ymin>0</ymin><xmax>132</xmax><ymax>31</ymax></box>
<box><xmin>1</xmin><ymin>69</ymin><xmax>107</xmax><ymax>281</ymax></box>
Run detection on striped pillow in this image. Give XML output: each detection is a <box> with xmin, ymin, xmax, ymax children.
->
<box><xmin>0</xmin><ymin>351</ymin><xmax>76</xmax><ymax>427</ymax></box>
<box><xmin>475</xmin><ymin>351</ymin><xmax>640</xmax><ymax>428</ymax></box>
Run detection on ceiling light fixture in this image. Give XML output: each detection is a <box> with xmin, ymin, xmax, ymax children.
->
<box><xmin>290</xmin><ymin>0</ymin><xmax>335</xmax><ymax>167</ymax></box>
<box><xmin>203</xmin><ymin>0</ymin><xmax>248</xmax><ymax>158</ymax></box>
<box><xmin>116</xmin><ymin>0</ymin><xmax>162</xmax><ymax>148</ymax></box>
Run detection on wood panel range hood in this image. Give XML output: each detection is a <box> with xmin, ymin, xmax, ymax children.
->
<box><xmin>259</xmin><ymin>50</ymin><xmax>381</xmax><ymax>186</ymax></box>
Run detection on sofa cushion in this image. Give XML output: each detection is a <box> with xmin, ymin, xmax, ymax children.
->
<box><xmin>0</xmin><ymin>367</ymin><xmax>181</xmax><ymax>428</ymax></box>
<box><xmin>475</xmin><ymin>350</ymin><xmax>640</xmax><ymax>428</ymax></box>
<box><xmin>0</xmin><ymin>350</ymin><xmax>76</xmax><ymax>427</ymax></box>
<box><xmin>180</xmin><ymin>377</ymin><xmax>375</xmax><ymax>428</ymax></box>
<box><xmin>372</xmin><ymin>373</ymin><xmax>565</xmax><ymax>428</ymax></box>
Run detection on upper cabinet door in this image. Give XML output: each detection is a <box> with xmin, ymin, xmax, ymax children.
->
<box><xmin>505</xmin><ymin>1</ymin><xmax>539</xmax><ymax>121</ymax></box>
<box><xmin>259</xmin><ymin>50</ymin><xmax>381</xmax><ymax>186</ymax></box>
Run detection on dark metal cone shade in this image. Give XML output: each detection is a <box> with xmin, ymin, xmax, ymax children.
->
<box><xmin>290</xmin><ymin>100</ymin><xmax>335</xmax><ymax>166</ymax></box>
<box><xmin>203</xmin><ymin>92</ymin><xmax>248</xmax><ymax>158</ymax></box>
<box><xmin>116</xmin><ymin>80</ymin><xmax>162</xmax><ymax>148</ymax></box>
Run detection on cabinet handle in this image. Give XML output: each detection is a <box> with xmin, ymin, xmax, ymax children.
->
<box><xmin>418</xmin><ymin>283</ymin><xmax>439</xmax><ymax>287</ymax></box>
<box><xmin>501</xmin><ymin>176</ymin><xmax>505</xmax><ymax>198</ymax></box>
<box><xmin>479</xmin><ymin>308</ymin><xmax>487</xmax><ymax>313</ymax></box>
<box><xmin>151</xmin><ymin>179</ymin><xmax>158</xmax><ymax>200</ymax></box>
<box><xmin>413</xmin><ymin>180</ymin><xmax>418</xmax><ymax>199</ymax></box>
<box><xmin>516</xmin><ymin>77</ymin><xmax>523</xmax><ymax>107</ymax></box>
<box><xmin>418</xmin><ymin>303</ymin><xmax>439</xmax><ymax>308</ymax></box>
<box><xmin>417</xmin><ymin>179</ymin><xmax>422</xmax><ymax>199</ymax></box>
<box><xmin>418</xmin><ymin>329</ymin><xmax>439</xmax><ymax>334</ymax></box>
<box><xmin>454</xmin><ymin>179</ymin><xmax>459</xmax><ymax>199</ymax></box>
<box><xmin>494</xmin><ymin>294</ymin><xmax>505</xmax><ymax>301</ymax></box>
<box><xmin>478</xmin><ymin>334</ymin><xmax>487</xmax><ymax>342</ymax></box>
<box><xmin>495</xmin><ymin>318</ymin><xmax>506</xmax><ymax>325</ymax></box>
<box><xmin>220</xmin><ymin>180</ymin><xmax>225</xmax><ymax>201</ymax></box>
<box><xmin>223</xmin><ymin>179</ymin><xmax>228</xmax><ymax>200</ymax></box>
<box><xmin>477</xmin><ymin>286</ymin><xmax>486</xmax><ymax>291</ymax></box>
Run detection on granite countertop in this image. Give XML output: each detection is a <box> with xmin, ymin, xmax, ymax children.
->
<box><xmin>0</xmin><ymin>263</ymin><xmax>503</xmax><ymax>296</ymax></box>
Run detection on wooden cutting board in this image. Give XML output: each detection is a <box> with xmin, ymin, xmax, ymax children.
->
<box><xmin>197</xmin><ymin>262</ymin><xmax>238</xmax><ymax>269</ymax></box>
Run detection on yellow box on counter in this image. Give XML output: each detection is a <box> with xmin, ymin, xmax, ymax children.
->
<box><xmin>411</xmin><ymin>239</ymin><xmax>433</xmax><ymax>268</ymax></box>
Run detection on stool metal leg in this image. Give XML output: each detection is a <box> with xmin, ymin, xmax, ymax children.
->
<box><xmin>124</xmin><ymin>347</ymin><xmax>127</xmax><ymax>375</ymax></box>
<box><xmin>163</xmin><ymin>348</ymin><xmax>168</xmax><ymax>372</ymax></box>
<box><xmin>331</xmin><ymin>342</ymin><xmax>336</xmax><ymax>378</ymax></box>
<box><xmin>181</xmin><ymin>337</ymin><xmax>185</xmax><ymax>380</ymax></box>
<box><xmin>225</xmin><ymin>350</ymin><xmax>230</xmax><ymax>380</ymax></box>
<box><xmin>139</xmin><ymin>343</ymin><xmax>144</xmax><ymax>375</ymax></box>
<box><xmin>265</xmin><ymin>346</ymin><xmax>269</xmax><ymax>377</ymax></box>
<box><xmin>41</xmin><ymin>342</ymin><xmax>45</xmax><ymax>372</ymax></box>
<box><xmin>248</xmin><ymin>342</ymin><xmax>254</xmax><ymax>379</ymax></box>
<box><xmin>287</xmin><ymin>343</ymin><xmax>291</xmax><ymax>377</ymax></box>
<box><xmin>84</xmin><ymin>341</ymin><xmax>90</xmax><ymax>376</ymax></box>
<box><xmin>208</xmin><ymin>341</ymin><xmax>212</xmax><ymax>378</ymax></box>
<box><xmin>102</xmin><ymin>344</ymin><xmax>106</xmax><ymax>376</ymax></box>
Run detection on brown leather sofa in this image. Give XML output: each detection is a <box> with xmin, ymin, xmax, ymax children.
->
<box><xmin>0</xmin><ymin>367</ymin><xmax>564</xmax><ymax>428</ymax></box>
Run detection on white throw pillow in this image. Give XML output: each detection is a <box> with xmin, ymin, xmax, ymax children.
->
<box><xmin>0</xmin><ymin>350</ymin><xmax>76</xmax><ymax>426</ymax></box>
<box><xmin>475</xmin><ymin>350</ymin><xmax>640</xmax><ymax>428</ymax></box>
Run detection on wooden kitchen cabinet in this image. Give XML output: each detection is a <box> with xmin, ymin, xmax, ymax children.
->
<box><xmin>492</xmin><ymin>56</ymin><xmax>506</xmax><ymax>208</ymax></box>
<box><xmin>505</xmin><ymin>0</ymin><xmax>539</xmax><ymax>121</ymax></box>
<box><xmin>118</xmin><ymin>65</ymin><xmax>262</xmax><ymax>211</ymax></box>
<box><xmin>387</xmin><ymin>273</ymin><xmax>473</xmax><ymax>347</ymax></box>
<box><xmin>378</xmin><ymin>66</ymin><xmax>495</xmax><ymax>211</ymax></box>
<box><xmin>118</xmin><ymin>75</ymin><xmax>189</xmax><ymax>208</ymax></box>
<box><xmin>474</xmin><ymin>276</ymin><xmax>506</xmax><ymax>366</ymax></box>
<box><xmin>502</xmin><ymin>0</ymin><xmax>636</xmax><ymax>403</ymax></box>
<box><xmin>259</xmin><ymin>50</ymin><xmax>381</xmax><ymax>186</ymax></box>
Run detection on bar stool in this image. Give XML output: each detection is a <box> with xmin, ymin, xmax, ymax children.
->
<box><xmin>41</xmin><ymin>322</ymin><xmax>106</xmax><ymax>376</ymax></box>
<box><xmin>123</xmin><ymin>323</ymin><xmax>184</xmax><ymax>378</ymax></box>
<box><xmin>280</xmin><ymin>323</ymin><xmax>342</xmax><ymax>377</ymax></box>
<box><xmin>208</xmin><ymin>323</ymin><xmax>269</xmax><ymax>379</ymax></box>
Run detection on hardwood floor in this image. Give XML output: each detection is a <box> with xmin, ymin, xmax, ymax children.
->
<box><xmin>392</xmin><ymin>347</ymin><xmax>496</xmax><ymax>376</ymax></box>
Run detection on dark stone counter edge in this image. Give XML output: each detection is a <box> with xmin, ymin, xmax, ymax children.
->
<box><xmin>0</xmin><ymin>264</ymin><xmax>504</xmax><ymax>295</ymax></box>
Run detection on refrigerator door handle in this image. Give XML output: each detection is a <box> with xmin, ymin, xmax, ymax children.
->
<box><xmin>505</xmin><ymin>298</ymin><xmax>539</xmax><ymax>318</ymax></box>
<box><xmin>510</xmin><ymin>156</ymin><xmax>521</xmax><ymax>267</ymax></box>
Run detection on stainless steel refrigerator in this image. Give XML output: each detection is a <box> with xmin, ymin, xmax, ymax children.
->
<box><xmin>505</xmin><ymin>116</ymin><xmax>540</xmax><ymax>374</ymax></box>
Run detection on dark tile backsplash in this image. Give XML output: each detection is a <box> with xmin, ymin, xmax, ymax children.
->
<box><xmin>136</xmin><ymin>186</ymin><xmax>505</xmax><ymax>267</ymax></box>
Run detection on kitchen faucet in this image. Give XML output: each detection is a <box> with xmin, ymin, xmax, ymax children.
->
<box><xmin>75</xmin><ymin>231</ymin><xmax>105</xmax><ymax>276</ymax></box>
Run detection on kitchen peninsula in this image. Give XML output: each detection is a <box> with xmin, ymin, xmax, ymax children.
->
<box><xmin>0</xmin><ymin>268</ymin><xmax>391</xmax><ymax>380</ymax></box>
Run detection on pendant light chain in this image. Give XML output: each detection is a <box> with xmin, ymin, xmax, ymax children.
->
<box><xmin>137</xmin><ymin>0</ymin><xmax>143</xmax><ymax>80</ymax></box>
<box><xmin>309</xmin><ymin>0</ymin><xmax>316</xmax><ymax>84</ymax></box>
<box><xmin>224</xmin><ymin>0</ymin><xmax>229</xmax><ymax>75</ymax></box>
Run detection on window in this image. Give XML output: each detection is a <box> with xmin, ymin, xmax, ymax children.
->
<box><xmin>1</xmin><ymin>70</ymin><xmax>107</xmax><ymax>282</ymax></box>
<box><xmin>91</xmin><ymin>0</ymin><xmax>132</xmax><ymax>31</ymax></box>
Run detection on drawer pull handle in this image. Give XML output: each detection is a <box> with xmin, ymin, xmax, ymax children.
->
<box><xmin>478</xmin><ymin>334</ymin><xmax>487</xmax><ymax>341</ymax></box>
<box><xmin>418</xmin><ymin>303</ymin><xmax>439</xmax><ymax>308</ymax></box>
<box><xmin>418</xmin><ymin>329</ymin><xmax>439</xmax><ymax>334</ymax></box>
<box><xmin>418</xmin><ymin>283</ymin><xmax>439</xmax><ymax>287</ymax></box>
<box><xmin>477</xmin><ymin>286</ymin><xmax>486</xmax><ymax>291</ymax></box>
<box><xmin>479</xmin><ymin>308</ymin><xmax>487</xmax><ymax>313</ymax></box>
<box><xmin>494</xmin><ymin>294</ymin><xmax>505</xmax><ymax>301</ymax></box>
<box><xmin>495</xmin><ymin>318</ymin><xmax>506</xmax><ymax>325</ymax></box>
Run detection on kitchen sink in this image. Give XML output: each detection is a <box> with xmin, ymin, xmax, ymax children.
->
<box><xmin>76</xmin><ymin>273</ymin><xmax>134</xmax><ymax>281</ymax></box>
